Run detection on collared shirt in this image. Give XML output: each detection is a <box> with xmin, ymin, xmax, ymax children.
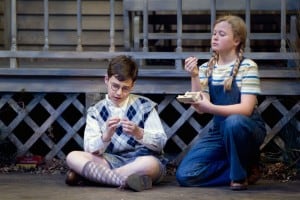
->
<box><xmin>84</xmin><ymin>94</ymin><xmax>167</xmax><ymax>155</ymax></box>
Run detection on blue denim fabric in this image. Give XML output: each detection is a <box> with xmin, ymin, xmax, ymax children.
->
<box><xmin>176</xmin><ymin>68</ymin><xmax>266</xmax><ymax>187</ymax></box>
<box><xmin>176</xmin><ymin>125</ymin><xmax>230</xmax><ymax>186</ymax></box>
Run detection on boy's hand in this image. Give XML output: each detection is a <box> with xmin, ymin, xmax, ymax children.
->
<box><xmin>102</xmin><ymin>117</ymin><xmax>121</xmax><ymax>142</ymax></box>
<box><xmin>120</xmin><ymin>118</ymin><xmax>143</xmax><ymax>139</ymax></box>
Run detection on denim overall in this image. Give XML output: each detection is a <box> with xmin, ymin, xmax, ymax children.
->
<box><xmin>176</xmin><ymin>67</ymin><xmax>266</xmax><ymax>187</ymax></box>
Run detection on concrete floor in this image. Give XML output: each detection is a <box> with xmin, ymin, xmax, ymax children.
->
<box><xmin>0</xmin><ymin>173</ymin><xmax>300</xmax><ymax>200</ymax></box>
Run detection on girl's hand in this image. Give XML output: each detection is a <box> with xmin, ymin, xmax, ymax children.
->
<box><xmin>185</xmin><ymin>56</ymin><xmax>199</xmax><ymax>77</ymax></box>
<box><xmin>191</xmin><ymin>92</ymin><xmax>212</xmax><ymax>114</ymax></box>
<box><xmin>120</xmin><ymin>118</ymin><xmax>143</xmax><ymax>139</ymax></box>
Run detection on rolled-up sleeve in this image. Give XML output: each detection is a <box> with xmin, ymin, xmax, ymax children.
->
<box><xmin>136</xmin><ymin>109</ymin><xmax>167</xmax><ymax>152</ymax></box>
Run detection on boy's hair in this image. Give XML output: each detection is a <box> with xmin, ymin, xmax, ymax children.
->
<box><xmin>204</xmin><ymin>15</ymin><xmax>247</xmax><ymax>91</ymax></box>
<box><xmin>107</xmin><ymin>55</ymin><xmax>139</xmax><ymax>82</ymax></box>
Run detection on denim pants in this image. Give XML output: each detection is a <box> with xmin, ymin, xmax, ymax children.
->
<box><xmin>176</xmin><ymin>113</ymin><xmax>266</xmax><ymax>187</ymax></box>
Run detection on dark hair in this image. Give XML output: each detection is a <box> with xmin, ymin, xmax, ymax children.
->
<box><xmin>107</xmin><ymin>55</ymin><xmax>138</xmax><ymax>82</ymax></box>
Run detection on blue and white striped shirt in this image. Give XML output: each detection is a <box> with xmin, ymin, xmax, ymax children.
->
<box><xmin>199</xmin><ymin>58</ymin><xmax>261</xmax><ymax>95</ymax></box>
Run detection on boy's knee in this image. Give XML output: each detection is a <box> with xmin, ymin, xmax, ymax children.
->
<box><xmin>66</xmin><ymin>151</ymin><xmax>80</xmax><ymax>166</ymax></box>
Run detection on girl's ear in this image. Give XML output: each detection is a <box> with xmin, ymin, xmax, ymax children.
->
<box><xmin>233</xmin><ymin>38</ymin><xmax>241</xmax><ymax>48</ymax></box>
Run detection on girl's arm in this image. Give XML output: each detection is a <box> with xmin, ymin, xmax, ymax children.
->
<box><xmin>185</xmin><ymin>56</ymin><xmax>202</xmax><ymax>92</ymax></box>
<box><xmin>193</xmin><ymin>93</ymin><xmax>257</xmax><ymax>117</ymax></box>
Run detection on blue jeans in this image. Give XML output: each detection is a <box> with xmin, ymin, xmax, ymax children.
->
<box><xmin>176</xmin><ymin>114</ymin><xmax>266</xmax><ymax>187</ymax></box>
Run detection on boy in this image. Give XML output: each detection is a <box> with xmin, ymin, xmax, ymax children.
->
<box><xmin>65</xmin><ymin>55</ymin><xmax>167</xmax><ymax>192</ymax></box>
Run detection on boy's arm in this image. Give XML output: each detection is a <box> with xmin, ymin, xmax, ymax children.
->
<box><xmin>136</xmin><ymin>109</ymin><xmax>167</xmax><ymax>152</ymax></box>
<box><xmin>83</xmin><ymin>108</ymin><xmax>110</xmax><ymax>154</ymax></box>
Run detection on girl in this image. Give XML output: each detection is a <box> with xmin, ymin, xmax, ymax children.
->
<box><xmin>176</xmin><ymin>15</ymin><xmax>266</xmax><ymax>190</ymax></box>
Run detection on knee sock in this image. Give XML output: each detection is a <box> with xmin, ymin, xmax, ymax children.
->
<box><xmin>81</xmin><ymin>161</ymin><xmax>125</xmax><ymax>186</ymax></box>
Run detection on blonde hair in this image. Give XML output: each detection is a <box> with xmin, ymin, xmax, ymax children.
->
<box><xmin>203</xmin><ymin>15</ymin><xmax>247</xmax><ymax>91</ymax></box>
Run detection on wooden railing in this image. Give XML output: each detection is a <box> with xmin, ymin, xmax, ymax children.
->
<box><xmin>0</xmin><ymin>0</ymin><xmax>298</xmax><ymax>95</ymax></box>
<box><xmin>0</xmin><ymin>0</ymin><xmax>298</xmax><ymax>69</ymax></box>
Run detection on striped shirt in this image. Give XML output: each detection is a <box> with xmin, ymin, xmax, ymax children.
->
<box><xmin>84</xmin><ymin>94</ymin><xmax>167</xmax><ymax>155</ymax></box>
<box><xmin>199</xmin><ymin>58</ymin><xmax>261</xmax><ymax>95</ymax></box>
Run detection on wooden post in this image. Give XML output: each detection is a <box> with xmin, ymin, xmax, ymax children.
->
<box><xmin>210</xmin><ymin>0</ymin><xmax>216</xmax><ymax>53</ymax></box>
<box><xmin>109</xmin><ymin>0</ymin><xmax>116</xmax><ymax>52</ymax></box>
<box><xmin>76</xmin><ymin>0</ymin><xmax>83</xmax><ymax>51</ymax></box>
<box><xmin>43</xmin><ymin>0</ymin><xmax>49</xmax><ymax>51</ymax></box>
<box><xmin>10</xmin><ymin>0</ymin><xmax>17</xmax><ymax>68</ymax></box>
<box><xmin>280</xmin><ymin>0</ymin><xmax>287</xmax><ymax>53</ymax></box>
<box><xmin>142</xmin><ymin>0</ymin><xmax>149</xmax><ymax>52</ymax></box>
<box><xmin>175</xmin><ymin>0</ymin><xmax>183</xmax><ymax>70</ymax></box>
<box><xmin>245</xmin><ymin>0</ymin><xmax>251</xmax><ymax>52</ymax></box>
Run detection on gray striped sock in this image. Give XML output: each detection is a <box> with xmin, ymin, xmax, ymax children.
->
<box><xmin>82</xmin><ymin>161</ymin><xmax>125</xmax><ymax>186</ymax></box>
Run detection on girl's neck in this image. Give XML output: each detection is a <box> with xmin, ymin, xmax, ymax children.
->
<box><xmin>217</xmin><ymin>53</ymin><xmax>237</xmax><ymax>66</ymax></box>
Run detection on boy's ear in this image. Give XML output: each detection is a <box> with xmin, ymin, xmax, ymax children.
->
<box><xmin>104</xmin><ymin>75</ymin><xmax>109</xmax><ymax>84</ymax></box>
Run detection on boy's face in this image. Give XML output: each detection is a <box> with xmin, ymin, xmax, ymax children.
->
<box><xmin>105</xmin><ymin>75</ymin><xmax>134</xmax><ymax>106</ymax></box>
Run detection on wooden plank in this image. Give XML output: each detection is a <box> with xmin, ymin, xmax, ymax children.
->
<box><xmin>18</xmin><ymin>15</ymin><xmax>123</xmax><ymax>31</ymax></box>
<box><xmin>0</xmin><ymin>51</ymin><xmax>298</xmax><ymax>61</ymax></box>
<box><xmin>157</xmin><ymin>95</ymin><xmax>175</xmax><ymax>113</ymax></box>
<box><xmin>17</xmin><ymin>0</ymin><xmax>123</xmax><ymax>15</ymax></box>
<box><xmin>171</xmin><ymin>135</ymin><xmax>187</xmax><ymax>151</ymax></box>
<box><xmin>3</xmin><ymin>68</ymin><xmax>296</xmax><ymax>78</ymax></box>
<box><xmin>123</xmin><ymin>0</ymin><xmax>299</xmax><ymax>11</ymax></box>
<box><xmin>17</xmin><ymin>31</ymin><xmax>124</xmax><ymax>46</ymax></box>
<box><xmin>140</xmin><ymin>32</ymin><xmax>284</xmax><ymax>40</ymax></box>
<box><xmin>0</xmin><ymin>77</ymin><xmax>106</xmax><ymax>93</ymax></box>
<box><xmin>0</xmin><ymin>68</ymin><xmax>299</xmax><ymax>94</ymax></box>
<box><xmin>260</xmin><ymin>80</ymin><xmax>300</xmax><ymax>95</ymax></box>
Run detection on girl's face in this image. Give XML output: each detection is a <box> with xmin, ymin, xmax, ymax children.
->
<box><xmin>105</xmin><ymin>75</ymin><xmax>133</xmax><ymax>106</ymax></box>
<box><xmin>211</xmin><ymin>21</ymin><xmax>240</xmax><ymax>54</ymax></box>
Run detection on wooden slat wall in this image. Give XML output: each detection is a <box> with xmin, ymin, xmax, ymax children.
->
<box><xmin>1</xmin><ymin>0</ymin><xmax>124</xmax><ymax>51</ymax></box>
<box><xmin>1</xmin><ymin>91</ymin><xmax>299</xmax><ymax>162</ymax></box>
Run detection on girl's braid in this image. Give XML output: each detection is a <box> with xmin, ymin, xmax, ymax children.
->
<box><xmin>223</xmin><ymin>47</ymin><xmax>244</xmax><ymax>91</ymax></box>
<box><xmin>202</xmin><ymin>52</ymin><xmax>218</xmax><ymax>87</ymax></box>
